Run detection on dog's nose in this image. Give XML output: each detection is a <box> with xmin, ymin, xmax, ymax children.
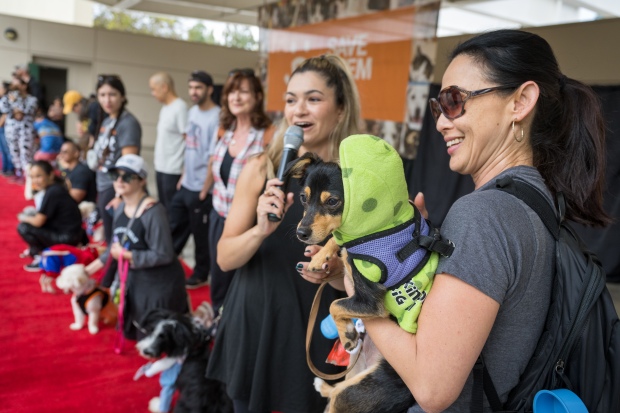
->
<box><xmin>143</xmin><ymin>348</ymin><xmax>156</xmax><ymax>358</ymax></box>
<box><xmin>297</xmin><ymin>227</ymin><xmax>312</xmax><ymax>241</ymax></box>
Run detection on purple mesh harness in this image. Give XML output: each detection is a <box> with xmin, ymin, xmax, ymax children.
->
<box><xmin>344</xmin><ymin>217</ymin><xmax>430</xmax><ymax>289</ymax></box>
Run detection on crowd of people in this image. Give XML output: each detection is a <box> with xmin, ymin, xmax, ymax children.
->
<box><xmin>1</xmin><ymin>28</ymin><xmax>612</xmax><ymax>413</ymax></box>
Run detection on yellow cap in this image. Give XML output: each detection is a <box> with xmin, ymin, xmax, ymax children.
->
<box><xmin>62</xmin><ymin>90</ymin><xmax>83</xmax><ymax>115</ymax></box>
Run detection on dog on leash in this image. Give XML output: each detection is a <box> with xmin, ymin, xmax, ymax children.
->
<box><xmin>55</xmin><ymin>263</ymin><xmax>116</xmax><ymax>334</ymax></box>
<box><xmin>135</xmin><ymin>309</ymin><xmax>233</xmax><ymax>413</ymax></box>
<box><xmin>287</xmin><ymin>134</ymin><xmax>453</xmax><ymax>413</ymax></box>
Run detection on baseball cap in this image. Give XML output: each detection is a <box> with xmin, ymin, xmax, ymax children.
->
<box><xmin>109</xmin><ymin>154</ymin><xmax>148</xmax><ymax>179</ymax></box>
<box><xmin>62</xmin><ymin>90</ymin><xmax>83</xmax><ymax>115</ymax></box>
<box><xmin>189</xmin><ymin>70</ymin><xmax>213</xmax><ymax>87</ymax></box>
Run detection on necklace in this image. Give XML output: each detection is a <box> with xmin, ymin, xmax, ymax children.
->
<box><xmin>230</xmin><ymin>138</ymin><xmax>236</xmax><ymax>146</ymax></box>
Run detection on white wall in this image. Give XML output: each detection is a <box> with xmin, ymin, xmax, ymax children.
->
<box><xmin>0</xmin><ymin>0</ymin><xmax>94</xmax><ymax>27</ymax></box>
<box><xmin>0</xmin><ymin>13</ymin><xmax>259</xmax><ymax>151</ymax></box>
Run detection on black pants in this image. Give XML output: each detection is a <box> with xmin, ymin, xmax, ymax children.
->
<box><xmin>156</xmin><ymin>171</ymin><xmax>181</xmax><ymax>212</ymax></box>
<box><xmin>169</xmin><ymin>187</ymin><xmax>211</xmax><ymax>281</ymax></box>
<box><xmin>96</xmin><ymin>186</ymin><xmax>116</xmax><ymax>246</ymax></box>
<box><xmin>17</xmin><ymin>223</ymin><xmax>82</xmax><ymax>255</ymax></box>
<box><xmin>208</xmin><ymin>209</ymin><xmax>236</xmax><ymax>314</ymax></box>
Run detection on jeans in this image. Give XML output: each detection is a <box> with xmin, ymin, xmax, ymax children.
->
<box><xmin>0</xmin><ymin>127</ymin><xmax>14</xmax><ymax>173</ymax></box>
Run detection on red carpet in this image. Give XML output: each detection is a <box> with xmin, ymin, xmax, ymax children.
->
<box><xmin>0</xmin><ymin>176</ymin><xmax>212</xmax><ymax>412</ymax></box>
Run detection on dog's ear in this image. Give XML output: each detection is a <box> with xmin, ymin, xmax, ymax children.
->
<box><xmin>284</xmin><ymin>152</ymin><xmax>322</xmax><ymax>180</ymax></box>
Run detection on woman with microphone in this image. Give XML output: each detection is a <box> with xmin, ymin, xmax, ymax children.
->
<box><xmin>206</xmin><ymin>55</ymin><xmax>362</xmax><ymax>413</ymax></box>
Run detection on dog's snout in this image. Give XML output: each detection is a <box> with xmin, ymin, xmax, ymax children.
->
<box><xmin>142</xmin><ymin>348</ymin><xmax>156</xmax><ymax>358</ymax></box>
<box><xmin>297</xmin><ymin>226</ymin><xmax>312</xmax><ymax>241</ymax></box>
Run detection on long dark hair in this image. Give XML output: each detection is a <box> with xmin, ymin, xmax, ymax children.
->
<box><xmin>450</xmin><ymin>29</ymin><xmax>610</xmax><ymax>227</ymax></box>
<box><xmin>94</xmin><ymin>75</ymin><xmax>127</xmax><ymax>160</ymax></box>
<box><xmin>219</xmin><ymin>70</ymin><xmax>271</xmax><ymax>131</ymax></box>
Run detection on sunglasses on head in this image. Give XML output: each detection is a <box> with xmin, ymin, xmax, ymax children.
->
<box><xmin>429</xmin><ymin>83</ymin><xmax>521</xmax><ymax>123</ymax></box>
<box><xmin>108</xmin><ymin>170</ymin><xmax>139</xmax><ymax>183</ymax></box>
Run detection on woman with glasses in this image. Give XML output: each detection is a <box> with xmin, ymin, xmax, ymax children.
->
<box><xmin>17</xmin><ymin>160</ymin><xmax>83</xmax><ymax>271</ymax></box>
<box><xmin>354</xmin><ymin>30</ymin><xmax>610</xmax><ymax>412</ymax></box>
<box><xmin>207</xmin><ymin>55</ymin><xmax>362</xmax><ymax>413</ymax></box>
<box><xmin>91</xmin><ymin>75</ymin><xmax>142</xmax><ymax>248</ymax></box>
<box><xmin>204</xmin><ymin>68</ymin><xmax>273</xmax><ymax>306</ymax></box>
<box><xmin>86</xmin><ymin>154</ymin><xmax>188</xmax><ymax>340</ymax></box>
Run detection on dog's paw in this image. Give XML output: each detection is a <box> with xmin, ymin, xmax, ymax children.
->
<box><xmin>88</xmin><ymin>324</ymin><xmax>99</xmax><ymax>334</ymax></box>
<box><xmin>342</xmin><ymin>321</ymin><xmax>360</xmax><ymax>352</ymax></box>
<box><xmin>69</xmin><ymin>322</ymin><xmax>84</xmax><ymax>331</ymax></box>
<box><xmin>314</xmin><ymin>377</ymin><xmax>326</xmax><ymax>394</ymax></box>
<box><xmin>148</xmin><ymin>397</ymin><xmax>162</xmax><ymax>413</ymax></box>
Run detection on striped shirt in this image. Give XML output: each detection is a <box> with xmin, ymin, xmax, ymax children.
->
<box><xmin>211</xmin><ymin>126</ymin><xmax>268</xmax><ymax>218</ymax></box>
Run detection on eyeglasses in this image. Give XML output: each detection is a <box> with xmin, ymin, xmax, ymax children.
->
<box><xmin>108</xmin><ymin>170</ymin><xmax>139</xmax><ymax>183</ymax></box>
<box><xmin>429</xmin><ymin>84</ymin><xmax>520</xmax><ymax>122</ymax></box>
<box><xmin>228</xmin><ymin>68</ymin><xmax>255</xmax><ymax>77</ymax></box>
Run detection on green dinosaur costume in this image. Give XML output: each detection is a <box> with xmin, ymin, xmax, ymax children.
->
<box><xmin>333</xmin><ymin>134</ymin><xmax>441</xmax><ymax>334</ymax></box>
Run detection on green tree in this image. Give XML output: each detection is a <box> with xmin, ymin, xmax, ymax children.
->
<box><xmin>94</xmin><ymin>8</ymin><xmax>182</xmax><ymax>40</ymax></box>
<box><xmin>222</xmin><ymin>24</ymin><xmax>258</xmax><ymax>51</ymax></box>
<box><xmin>187</xmin><ymin>22</ymin><xmax>216</xmax><ymax>44</ymax></box>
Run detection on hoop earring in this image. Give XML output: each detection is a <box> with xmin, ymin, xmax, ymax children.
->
<box><xmin>512</xmin><ymin>120</ymin><xmax>524</xmax><ymax>143</ymax></box>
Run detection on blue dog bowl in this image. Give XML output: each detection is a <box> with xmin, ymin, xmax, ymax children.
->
<box><xmin>533</xmin><ymin>389</ymin><xmax>588</xmax><ymax>413</ymax></box>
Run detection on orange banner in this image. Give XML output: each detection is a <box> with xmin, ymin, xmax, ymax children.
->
<box><xmin>265</xmin><ymin>7</ymin><xmax>417</xmax><ymax>122</ymax></box>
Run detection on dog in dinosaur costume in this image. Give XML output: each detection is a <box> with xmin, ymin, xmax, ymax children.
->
<box><xmin>291</xmin><ymin>134</ymin><xmax>453</xmax><ymax>412</ymax></box>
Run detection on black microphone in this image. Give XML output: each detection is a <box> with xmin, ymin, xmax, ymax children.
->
<box><xmin>267</xmin><ymin>125</ymin><xmax>304</xmax><ymax>222</ymax></box>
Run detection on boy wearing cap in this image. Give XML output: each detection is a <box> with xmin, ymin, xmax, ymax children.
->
<box><xmin>62</xmin><ymin>90</ymin><xmax>104</xmax><ymax>155</ymax></box>
<box><xmin>168</xmin><ymin>71</ymin><xmax>220</xmax><ymax>289</ymax></box>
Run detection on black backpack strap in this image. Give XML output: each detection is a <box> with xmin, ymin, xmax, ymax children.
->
<box><xmin>494</xmin><ymin>176</ymin><xmax>560</xmax><ymax>240</ymax></box>
<box><xmin>472</xmin><ymin>356</ymin><xmax>505</xmax><ymax>412</ymax></box>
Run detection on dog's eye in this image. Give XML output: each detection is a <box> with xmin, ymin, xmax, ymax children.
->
<box><xmin>326</xmin><ymin>198</ymin><xmax>340</xmax><ymax>207</ymax></box>
<box><xmin>299</xmin><ymin>193</ymin><xmax>307</xmax><ymax>204</ymax></box>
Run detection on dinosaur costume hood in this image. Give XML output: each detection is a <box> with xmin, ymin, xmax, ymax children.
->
<box><xmin>333</xmin><ymin>134</ymin><xmax>414</xmax><ymax>245</ymax></box>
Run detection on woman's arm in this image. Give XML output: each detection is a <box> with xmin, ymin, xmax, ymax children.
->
<box><xmin>121</xmin><ymin>146</ymin><xmax>139</xmax><ymax>156</ymax></box>
<box><xmin>131</xmin><ymin>202</ymin><xmax>176</xmax><ymax>269</ymax></box>
<box><xmin>20</xmin><ymin>212</ymin><xmax>47</xmax><ymax>227</ymax></box>
<box><xmin>362</xmin><ymin>273</ymin><xmax>499</xmax><ymax>413</ymax></box>
<box><xmin>217</xmin><ymin>155</ymin><xmax>293</xmax><ymax>272</ymax></box>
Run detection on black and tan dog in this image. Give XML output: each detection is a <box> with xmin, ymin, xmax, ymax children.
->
<box><xmin>288</xmin><ymin>135</ymin><xmax>453</xmax><ymax>413</ymax></box>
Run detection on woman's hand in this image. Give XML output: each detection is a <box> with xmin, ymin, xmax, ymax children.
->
<box><xmin>110</xmin><ymin>242</ymin><xmax>123</xmax><ymax>260</ymax></box>
<box><xmin>256</xmin><ymin>178</ymin><xmax>294</xmax><ymax>236</ymax></box>
<box><xmin>106</xmin><ymin>196</ymin><xmax>122</xmax><ymax>212</ymax></box>
<box><xmin>297</xmin><ymin>245</ymin><xmax>346</xmax><ymax>291</ymax></box>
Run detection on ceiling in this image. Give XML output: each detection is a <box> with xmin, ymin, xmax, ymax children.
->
<box><xmin>92</xmin><ymin>0</ymin><xmax>620</xmax><ymax>36</ymax></box>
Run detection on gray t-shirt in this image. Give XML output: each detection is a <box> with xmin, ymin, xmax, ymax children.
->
<box><xmin>181</xmin><ymin>105</ymin><xmax>220</xmax><ymax>192</ymax></box>
<box><xmin>154</xmin><ymin>97</ymin><xmax>188</xmax><ymax>175</ymax></box>
<box><xmin>94</xmin><ymin>110</ymin><xmax>142</xmax><ymax>191</ymax></box>
<box><xmin>408</xmin><ymin>166</ymin><xmax>555</xmax><ymax>412</ymax></box>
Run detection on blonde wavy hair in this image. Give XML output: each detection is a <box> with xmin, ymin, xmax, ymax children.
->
<box><xmin>265</xmin><ymin>54</ymin><xmax>363</xmax><ymax>176</ymax></box>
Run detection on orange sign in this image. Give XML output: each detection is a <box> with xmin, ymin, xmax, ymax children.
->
<box><xmin>265</xmin><ymin>7</ymin><xmax>417</xmax><ymax>122</ymax></box>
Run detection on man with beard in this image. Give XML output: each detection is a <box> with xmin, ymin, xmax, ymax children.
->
<box><xmin>168</xmin><ymin>71</ymin><xmax>220</xmax><ymax>289</ymax></box>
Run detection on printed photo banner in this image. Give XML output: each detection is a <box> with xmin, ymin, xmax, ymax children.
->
<box><xmin>258</xmin><ymin>0</ymin><xmax>440</xmax><ymax>159</ymax></box>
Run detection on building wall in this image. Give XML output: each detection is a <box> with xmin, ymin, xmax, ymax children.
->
<box><xmin>435</xmin><ymin>18</ymin><xmax>620</xmax><ymax>86</ymax></box>
<box><xmin>0</xmin><ymin>0</ymin><xmax>94</xmax><ymax>27</ymax></box>
<box><xmin>0</xmin><ymin>13</ymin><xmax>259</xmax><ymax>151</ymax></box>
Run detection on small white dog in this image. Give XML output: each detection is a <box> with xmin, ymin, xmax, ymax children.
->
<box><xmin>55</xmin><ymin>264</ymin><xmax>116</xmax><ymax>334</ymax></box>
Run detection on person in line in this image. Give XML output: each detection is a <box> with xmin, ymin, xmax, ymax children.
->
<box><xmin>149</xmin><ymin>72</ymin><xmax>188</xmax><ymax>211</ymax></box>
<box><xmin>62</xmin><ymin>90</ymin><xmax>105</xmax><ymax>155</ymax></box>
<box><xmin>58</xmin><ymin>140</ymin><xmax>97</xmax><ymax>204</ymax></box>
<box><xmin>168</xmin><ymin>71</ymin><xmax>219</xmax><ymax>288</ymax></box>
<box><xmin>206</xmin><ymin>55</ymin><xmax>362</xmax><ymax>413</ymax></box>
<box><xmin>300</xmin><ymin>30</ymin><xmax>609</xmax><ymax>412</ymax></box>
<box><xmin>91</xmin><ymin>75</ymin><xmax>141</xmax><ymax>247</ymax></box>
<box><xmin>14</xmin><ymin>64</ymin><xmax>43</xmax><ymax>106</ymax></box>
<box><xmin>0</xmin><ymin>81</ymin><xmax>15</xmax><ymax>176</ymax></box>
<box><xmin>0</xmin><ymin>75</ymin><xmax>37</xmax><ymax>183</ymax></box>
<box><xmin>85</xmin><ymin>154</ymin><xmax>188</xmax><ymax>340</ymax></box>
<box><xmin>17</xmin><ymin>160</ymin><xmax>83</xmax><ymax>271</ymax></box>
<box><xmin>206</xmin><ymin>68</ymin><xmax>273</xmax><ymax>304</ymax></box>
<box><xmin>33</xmin><ymin>110</ymin><xmax>64</xmax><ymax>163</ymax></box>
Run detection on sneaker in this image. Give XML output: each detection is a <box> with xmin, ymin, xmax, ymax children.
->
<box><xmin>185</xmin><ymin>274</ymin><xmax>209</xmax><ymax>290</ymax></box>
<box><xmin>19</xmin><ymin>248</ymin><xmax>31</xmax><ymax>259</ymax></box>
<box><xmin>24</xmin><ymin>256</ymin><xmax>42</xmax><ymax>272</ymax></box>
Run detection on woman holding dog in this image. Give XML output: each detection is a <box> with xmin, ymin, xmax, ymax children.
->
<box><xmin>324</xmin><ymin>30</ymin><xmax>608</xmax><ymax>412</ymax></box>
<box><xmin>206</xmin><ymin>55</ymin><xmax>362</xmax><ymax>413</ymax></box>
<box><xmin>17</xmin><ymin>160</ymin><xmax>83</xmax><ymax>271</ymax></box>
<box><xmin>86</xmin><ymin>154</ymin><xmax>188</xmax><ymax>341</ymax></box>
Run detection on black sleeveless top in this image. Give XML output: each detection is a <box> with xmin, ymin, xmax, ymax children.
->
<box><xmin>206</xmin><ymin>178</ymin><xmax>345</xmax><ymax>412</ymax></box>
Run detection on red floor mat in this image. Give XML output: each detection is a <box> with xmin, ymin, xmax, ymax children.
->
<box><xmin>0</xmin><ymin>176</ymin><xmax>212</xmax><ymax>412</ymax></box>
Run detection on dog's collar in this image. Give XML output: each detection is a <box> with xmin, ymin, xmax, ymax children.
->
<box><xmin>343</xmin><ymin>208</ymin><xmax>454</xmax><ymax>289</ymax></box>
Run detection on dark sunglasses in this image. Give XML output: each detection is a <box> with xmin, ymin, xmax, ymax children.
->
<box><xmin>108</xmin><ymin>170</ymin><xmax>139</xmax><ymax>183</ymax></box>
<box><xmin>429</xmin><ymin>84</ymin><xmax>520</xmax><ymax>122</ymax></box>
<box><xmin>228</xmin><ymin>68</ymin><xmax>255</xmax><ymax>77</ymax></box>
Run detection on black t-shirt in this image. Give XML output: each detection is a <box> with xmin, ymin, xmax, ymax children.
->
<box><xmin>66</xmin><ymin>162</ymin><xmax>97</xmax><ymax>203</ymax></box>
<box><xmin>39</xmin><ymin>183</ymin><xmax>83</xmax><ymax>234</ymax></box>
